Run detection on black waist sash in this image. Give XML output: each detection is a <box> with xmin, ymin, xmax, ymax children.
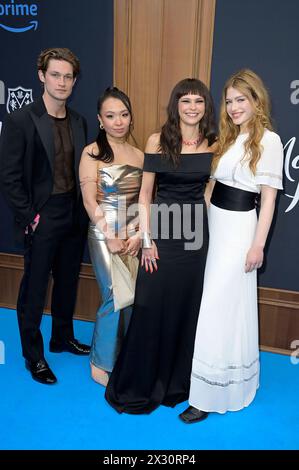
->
<box><xmin>211</xmin><ymin>181</ymin><xmax>257</xmax><ymax>211</ymax></box>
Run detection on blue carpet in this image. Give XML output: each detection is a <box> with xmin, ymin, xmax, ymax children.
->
<box><xmin>0</xmin><ymin>307</ymin><xmax>298</xmax><ymax>450</ymax></box>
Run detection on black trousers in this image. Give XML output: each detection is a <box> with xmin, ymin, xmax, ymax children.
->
<box><xmin>17</xmin><ymin>192</ymin><xmax>87</xmax><ymax>363</ymax></box>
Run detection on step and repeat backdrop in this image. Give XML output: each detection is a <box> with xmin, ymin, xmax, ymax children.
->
<box><xmin>0</xmin><ymin>0</ymin><xmax>113</xmax><ymax>256</ymax></box>
<box><xmin>211</xmin><ymin>0</ymin><xmax>299</xmax><ymax>291</ymax></box>
<box><xmin>0</xmin><ymin>0</ymin><xmax>298</xmax><ymax>292</ymax></box>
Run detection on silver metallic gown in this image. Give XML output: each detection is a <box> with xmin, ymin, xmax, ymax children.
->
<box><xmin>88</xmin><ymin>164</ymin><xmax>142</xmax><ymax>372</ymax></box>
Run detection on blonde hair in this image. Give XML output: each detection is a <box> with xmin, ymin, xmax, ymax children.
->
<box><xmin>212</xmin><ymin>69</ymin><xmax>273</xmax><ymax>175</ymax></box>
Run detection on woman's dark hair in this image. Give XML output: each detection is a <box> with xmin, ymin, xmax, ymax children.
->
<box><xmin>159</xmin><ymin>78</ymin><xmax>217</xmax><ymax>165</ymax></box>
<box><xmin>90</xmin><ymin>87</ymin><xmax>133</xmax><ymax>163</ymax></box>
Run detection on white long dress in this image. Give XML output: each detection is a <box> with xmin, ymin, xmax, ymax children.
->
<box><xmin>189</xmin><ymin>129</ymin><xmax>284</xmax><ymax>413</ymax></box>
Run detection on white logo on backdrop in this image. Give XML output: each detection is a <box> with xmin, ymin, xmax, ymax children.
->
<box><xmin>6</xmin><ymin>86</ymin><xmax>33</xmax><ymax>113</ymax></box>
<box><xmin>0</xmin><ymin>79</ymin><xmax>4</xmax><ymax>134</ymax></box>
<box><xmin>290</xmin><ymin>80</ymin><xmax>299</xmax><ymax>105</ymax></box>
<box><xmin>284</xmin><ymin>137</ymin><xmax>299</xmax><ymax>213</ymax></box>
<box><xmin>0</xmin><ymin>80</ymin><xmax>4</xmax><ymax>104</ymax></box>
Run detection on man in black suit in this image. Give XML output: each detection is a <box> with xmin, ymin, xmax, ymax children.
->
<box><xmin>0</xmin><ymin>48</ymin><xmax>90</xmax><ymax>384</ymax></box>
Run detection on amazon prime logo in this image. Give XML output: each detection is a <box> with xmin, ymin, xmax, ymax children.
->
<box><xmin>0</xmin><ymin>0</ymin><xmax>38</xmax><ymax>33</ymax></box>
<box><xmin>6</xmin><ymin>86</ymin><xmax>33</xmax><ymax>113</ymax></box>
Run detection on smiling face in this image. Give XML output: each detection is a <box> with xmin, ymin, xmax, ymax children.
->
<box><xmin>225</xmin><ymin>86</ymin><xmax>255</xmax><ymax>132</ymax></box>
<box><xmin>98</xmin><ymin>97</ymin><xmax>131</xmax><ymax>140</ymax></box>
<box><xmin>178</xmin><ymin>93</ymin><xmax>205</xmax><ymax>127</ymax></box>
<box><xmin>38</xmin><ymin>58</ymin><xmax>76</xmax><ymax>103</ymax></box>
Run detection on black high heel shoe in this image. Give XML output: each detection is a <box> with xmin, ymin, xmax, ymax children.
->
<box><xmin>179</xmin><ymin>406</ymin><xmax>209</xmax><ymax>424</ymax></box>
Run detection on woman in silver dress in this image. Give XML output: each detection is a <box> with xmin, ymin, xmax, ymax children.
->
<box><xmin>79</xmin><ymin>87</ymin><xmax>143</xmax><ymax>386</ymax></box>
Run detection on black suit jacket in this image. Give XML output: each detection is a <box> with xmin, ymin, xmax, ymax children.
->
<box><xmin>0</xmin><ymin>97</ymin><xmax>88</xmax><ymax>242</ymax></box>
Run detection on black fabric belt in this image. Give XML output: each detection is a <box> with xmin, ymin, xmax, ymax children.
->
<box><xmin>211</xmin><ymin>181</ymin><xmax>257</xmax><ymax>211</ymax></box>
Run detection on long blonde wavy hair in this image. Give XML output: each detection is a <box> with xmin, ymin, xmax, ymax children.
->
<box><xmin>212</xmin><ymin>69</ymin><xmax>273</xmax><ymax>175</ymax></box>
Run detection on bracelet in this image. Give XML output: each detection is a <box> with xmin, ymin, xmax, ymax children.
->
<box><xmin>141</xmin><ymin>232</ymin><xmax>152</xmax><ymax>249</ymax></box>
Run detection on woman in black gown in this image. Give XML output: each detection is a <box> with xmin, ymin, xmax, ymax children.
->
<box><xmin>105</xmin><ymin>78</ymin><xmax>217</xmax><ymax>414</ymax></box>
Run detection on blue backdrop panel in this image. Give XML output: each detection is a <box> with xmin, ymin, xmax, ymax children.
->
<box><xmin>211</xmin><ymin>0</ymin><xmax>299</xmax><ymax>291</ymax></box>
<box><xmin>0</xmin><ymin>0</ymin><xmax>113</xmax><ymax>255</ymax></box>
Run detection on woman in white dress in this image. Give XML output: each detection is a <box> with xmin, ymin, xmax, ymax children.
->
<box><xmin>179</xmin><ymin>69</ymin><xmax>284</xmax><ymax>423</ymax></box>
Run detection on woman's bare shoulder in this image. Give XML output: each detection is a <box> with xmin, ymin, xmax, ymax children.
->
<box><xmin>82</xmin><ymin>142</ymin><xmax>99</xmax><ymax>160</ymax></box>
<box><xmin>145</xmin><ymin>133</ymin><xmax>161</xmax><ymax>153</ymax></box>
<box><xmin>130</xmin><ymin>145</ymin><xmax>143</xmax><ymax>158</ymax></box>
<box><xmin>128</xmin><ymin>144</ymin><xmax>144</xmax><ymax>167</ymax></box>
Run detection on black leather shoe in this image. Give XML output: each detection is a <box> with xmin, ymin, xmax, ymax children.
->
<box><xmin>25</xmin><ymin>359</ymin><xmax>57</xmax><ymax>385</ymax></box>
<box><xmin>179</xmin><ymin>406</ymin><xmax>209</xmax><ymax>424</ymax></box>
<box><xmin>49</xmin><ymin>338</ymin><xmax>90</xmax><ymax>355</ymax></box>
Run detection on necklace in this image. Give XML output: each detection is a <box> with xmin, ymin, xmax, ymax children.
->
<box><xmin>182</xmin><ymin>135</ymin><xmax>202</xmax><ymax>146</ymax></box>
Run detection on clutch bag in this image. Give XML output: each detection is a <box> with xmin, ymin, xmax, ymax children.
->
<box><xmin>111</xmin><ymin>254</ymin><xmax>139</xmax><ymax>310</ymax></box>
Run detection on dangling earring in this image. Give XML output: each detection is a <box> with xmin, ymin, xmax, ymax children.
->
<box><xmin>99</xmin><ymin>123</ymin><xmax>104</xmax><ymax>130</ymax></box>
<box><xmin>130</xmin><ymin>121</ymin><xmax>134</xmax><ymax>131</ymax></box>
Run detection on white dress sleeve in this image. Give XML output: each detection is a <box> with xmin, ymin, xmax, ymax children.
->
<box><xmin>255</xmin><ymin>131</ymin><xmax>284</xmax><ymax>189</ymax></box>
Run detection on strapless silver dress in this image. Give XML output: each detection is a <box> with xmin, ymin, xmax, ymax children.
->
<box><xmin>88</xmin><ymin>164</ymin><xmax>142</xmax><ymax>372</ymax></box>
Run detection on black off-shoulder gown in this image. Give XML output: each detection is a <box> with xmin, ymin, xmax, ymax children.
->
<box><xmin>105</xmin><ymin>152</ymin><xmax>212</xmax><ymax>414</ymax></box>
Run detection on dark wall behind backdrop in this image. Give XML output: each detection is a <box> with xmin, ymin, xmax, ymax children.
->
<box><xmin>0</xmin><ymin>0</ymin><xmax>113</xmax><ymax>256</ymax></box>
<box><xmin>210</xmin><ymin>0</ymin><xmax>299</xmax><ymax>291</ymax></box>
